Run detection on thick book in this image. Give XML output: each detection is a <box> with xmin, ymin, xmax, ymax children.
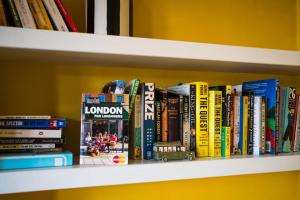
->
<box><xmin>0</xmin><ymin>0</ymin><xmax>7</xmax><ymax>25</ymax></box>
<box><xmin>208</xmin><ymin>90</ymin><xmax>222</xmax><ymax>157</ymax></box>
<box><xmin>3</xmin><ymin>0</ymin><xmax>22</xmax><ymax>27</ymax></box>
<box><xmin>54</xmin><ymin>0</ymin><xmax>78</xmax><ymax>32</ymax></box>
<box><xmin>238</xmin><ymin>96</ymin><xmax>248</xmax><ymax>155</ymax></box>
<box><xmin>167</xmin><ymin>95</ymin><xmax>179</xmax><ymax>142</ymax></box>
<box><xmin>0</xmin><ymin>151</ymin><xmax>72</xmax><ymax>170</ymax></box>
<box><xmin>107</xmin><ymin>0</ymin><xmax>120</xmax><ymax>35</ymax></box>
<box><xmin>129</xmin><ymin>94</ymin><xmax>141</xmax><ymax>160</ymax></box>
<box><xmin>13</xmin><ymin>0</ymin><xmax>36</xmax><ymax>28</ymax></box>
<box><xmin>85</xmin><ymin>0</ymin><xmax>94</xmax><ymax>33</ymax></box>
<box><xmin>27</xmin><ymin>0</ymin><xmax>53</xmax><ymax>30</ymax></box>
<box><xmin>80</xmin><ymin>93</ymin><xmax>129</xmax><ymax>165</ymax></box>
<box><xmin>94</xmin><ymin>0</ymin><xmax>107</xmax><ymax>34</ymax></box>
<box><xmin>190</xmin><ymin>82</ymin><xmax>209</xmax><ymax>157</ymax></box>
<box><xmin>242</xmin><ymin>79</ymin><xmax>279</xmax><ymax>154</ymax></box>
<box><xmin>120</xmin><ymin>0</ymin><xmax>130</xmax><ymax>36</ymax></box>
<box><xmin>221</xmin><ymin>126</ymin><xmax>230</xmax><ymax>157</ymax></box>
<box><xmin>0</xmin><ymin>129</ymin><xmax>62</xmax><ymax>138</ymax></box>
<box><xmin>141</xmin><ymin>83</ymin><xmax>155</xmax><ymax>160</ymax></box>
<box><xmin>42</xmin><ymin>0</ymin><xmax>68</xmax><ymax>31</ymax></box>
<box><xmin>0</xmin><ymin>118</ymin><xmax>66</xmax><ymax>129</ymax></box>
<box><xmin>282</xmin><ymin>87</ymin><xmax>296</xmax><ymax>152</ymax></box>
<box><xmin>155</xmin><ymin>88</ymin><xmax>168</xmax><ymax>142</ymax></box>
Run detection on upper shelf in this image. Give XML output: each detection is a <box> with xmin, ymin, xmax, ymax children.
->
<box><xmin>0</xmin><ymin>153</ymin><xmax>300</xmax><ymax>194</ymax></box>
<box><xmin>0</xmin><ymin>26</ymin><xmax>300</xmax><ymax>74</ymax></box>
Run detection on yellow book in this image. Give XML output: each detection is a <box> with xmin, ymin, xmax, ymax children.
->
<box><xmin>190</xmin><ymin>82</ymin><xmax>209</xmax><ymax>157</ymax></box>
<box><xmin>208</xmin><ymin>90</ymin><xmax>222</xmax><ymax>157</ymax></box>
<box><xmin>27</xmin><ymin>0</ymin><xmax>53</xmax><ymax>30</ymax></box>
<box><xmin>242</xmin><ymin>96</ymin><xmax>248</xmax><ymax>155</ymax></box>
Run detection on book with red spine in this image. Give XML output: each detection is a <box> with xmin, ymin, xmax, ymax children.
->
<box><xmin>54</xmin><ymin>0</ymin><xmax>78</xmax><ymax>32</ymax></box>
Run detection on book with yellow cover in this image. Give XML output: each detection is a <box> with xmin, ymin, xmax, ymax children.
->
<box><xmin>190</xmin><ymin>82</ymin><xmax>209</xmax><ymax>157</ymax></box>
<box><xmin>27</xmin><ymin>0</ymin><xmax>53</xmax><ymax>30</ymax></box>
<box><xmin>208</xmin><ymin>90</ymin><xmax>222</xmax><ymax>157</ymax></box>
<box><xmin>221</xmin><ymin>126</ymin><xmax>231</xmax><ymax>157</ymax></box>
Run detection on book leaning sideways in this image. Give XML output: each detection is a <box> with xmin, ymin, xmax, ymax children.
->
<box><xmin>0</xmin><ymin>151</ymin><xmax>73</xmax><ymax>170</ymax></box>
<box><xmin>80</xmin><ymin>93</ymin><xmax>129</xmax><ymax>165</ymax></box>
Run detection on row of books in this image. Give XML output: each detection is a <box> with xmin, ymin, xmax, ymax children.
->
<box><xmin>128</xmin><ymin>79</ymin><xmax>300</xmax><ymax>161</ymax></box>
<box><xmin>0</xmin><ymin>116</ymin><xmax>72</xmax><ymax>170</ymax></box>
<box><xmin>0</xmin><ymin>0</ymin><xmax>78</xmax><ymax>31</ymax></box>
<box><xmin>79</xmin><ymin>79</ymin><xmax>300</xmax><ymax>167</ymax></box>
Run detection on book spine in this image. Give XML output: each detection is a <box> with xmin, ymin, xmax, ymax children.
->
<box><xmin>221</xmin><ymin>126</ymin><xmax>230</xmax><ymax>157</ymax></box>
<box><xmin>128</xmin><ymin>79</ymin><xmax>140</xmax><ymax>118</ymax></box>
<box><xmin>143</xmin><ymin>83</ymin><xmax>155</xmax><ymax>160</ymax></box>
<box><xmin>167</xmin><ymin>97</ymin><xmax>179</xmax><ymax>142</ymax></box>
<box><xmin>161</xmin><ymin>90</ymin><xmax>168</xmax><ymax>142</ymax></box>
<box><xmin>85</xmin><ymin>0</ymin><xmax>94</xmax><ymax>33</ymax></box>
<box><xmin>42</xmin><ymin>0</ymin><xmax>68</xmax><ymax>31</ymax></box>
<box><xmin>242</xmin><ymin>96</ymin><xmax>248</xmax><ymax>155</ymax></box>
<box><xmin>0</xmin><ymin>119</ymin><xmax>66</xmax><ymax>129</ymax></box>
<box><xmin>274</xmin><ymin>86</ymin><xmax>280</xmax><ymax>154</ymax></box>
<box><xmin>0</xmin><ymin>152</ymin><xmax>72</xmax><ymax>170</ymax></box>
<box><xmin>107</xmin><ymin>0</ymin><xmax>120</xmax><ymax>35</ymax></box>
<box><xmin>0</xmin><ymin>147</ymin><xmax>62</xmax><ymax>153</ymax></box>
<box><xmin>5</xmin><ymin>0</ymin><xmax>22</xmax><ymax>27</ymax></box>
<box><xmin>0</xmin><ymin>0</ymin><xmax>7</xmax><ymax>25</ymax></box>
<box><xmin>54</xmin><ymin>0</ymin><xmax>78</xmax><ymax>32</ymax></box>
<box><xmin>278</xmin><ymin>87</ymin><xmax>286</xmax><ymax>153</ymax></box>
<box><xmin>247</xmin><ymin>93</ymin><xmax>254</xmax><ymax>155</ymax></box>
<box><xmin>0</xmin><ymin>143</ymin><xmax>59</xmax><ymax>150</ymax></box>
<box><xmin>261</xmin><ymin>96</ymin><xmax>267</xmax><ymax>154</ymax></box>
<box><xmin>229</xmin><ymin>94</ymin><xmax>234</xmax><ymax>154</ymax></box>
<box><xmin>195</xmin><ymin>82</ymin><xmax>209</xmax><ymax>157</ymax></box>
<box><xmin>13</xmin><ymin>0</ymin><xmax>36</xmax><ymax>28</ymax></box>
<box><xmin>120</xmin><ymin>0</ymin><xmax>129</xmax><ymax>36</ymax></box>
<box><xmin>233</xmin><ymin>96</ymin><xmax>240</xmax><ymax>155</ymax></box>
<box><xmin>178</xmin><ymin>95</ymin><xmax>183</xmax><ymax>142</ymax></box>
<box><xmin>293</xmin><ymin>96</ymin><xmax>300</xmax><ymax>152</ymax></box>
<box><xmin>182</xmin><ymin>95</ymin><xmax>190</xmax><ymax>150</ymax></box>
<box><xmin>282</xmin><ymin>87</ymin><xmax>296</xmax><ymax>153</ymax></box>
<box><xmin>238</xmin><ymin>96</ymin><xmax>244</xmax><ymax>155</ymax></box>
<box><xmin>253</xmin><ymin>96</ymin><xmax>262</xmax><ymax>156</ymax></box>
<box><xmin>155</xmin><ymin>101</ymin><xmax>161</xmax><ymax>142</ymax></box>
<box><xmin>208</xmin><ymin>90</ymin><xmax>222</xmax><ymax>157</ymax></box>
<box><xmin>0</xmin><ymin>129</ymin><xmax>62</xmax><ymax>138</ymax></box>
<box><xmin>0</xmin><ymin>138</ymin><xmax>64</xmax><ymax>144</ymax></box>
<box><xmin>189</xmin><ymin>84</ymin><xmax>196</xmax><ymax>152</ymax></box>
<box><xmin>27</xmin><ymin>0</ymin><xmax>53</xmax><ymax>30</ymax></box>
<box><xmin>93</xmin><ymin>0</ymin><xmax>107</xmax><ymax>34</ymax></box>
<box><xmin>0</xmin><ymin>115</ymin><xmax>51</xmax><ymax>119</ymax></box>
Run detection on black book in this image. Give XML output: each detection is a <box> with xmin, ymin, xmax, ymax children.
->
<box><xmin>107</xmin><ymin>0</ymin><xmax>120</xmax><ymax>35</ymax></box>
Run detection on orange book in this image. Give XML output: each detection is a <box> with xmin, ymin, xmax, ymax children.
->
<box><xmin>27</xmin><ymin>0</ymin><xmax>53</xmax><ymax>30</ymax></box>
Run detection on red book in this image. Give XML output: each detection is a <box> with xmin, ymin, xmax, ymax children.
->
<box><xmin>54</xmin><ymin>0</ymin><xmax>78</xmax><ymax>32</ymax></box>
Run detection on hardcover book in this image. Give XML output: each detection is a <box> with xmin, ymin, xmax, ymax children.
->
<box><xmin>242</xmin><ymin>79</ymin><xmax>279</xmax><ymax>154</ymax></box>
<box><xmin>80</xmin><ymin>93</ymin><xmax>129</xmax><ymax>165</ymax></box>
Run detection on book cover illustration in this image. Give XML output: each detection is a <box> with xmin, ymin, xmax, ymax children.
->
<box><xmin>242</xmin><ymin>79</ymin><xmax>278</xmax><ymax>154</ymax></box>
<box><xmin>80</xmin><ymin>93</ymin><xmax>129</xmax><ymax>165</ymax></box>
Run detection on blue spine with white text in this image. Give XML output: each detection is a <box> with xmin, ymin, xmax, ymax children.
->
<box><xmin>0</xmin><ymin>119</ymin><xmax>67</xmax><ymax>129</ymax></box>
<box><xmin>142</xmin><ymin>83</ymin><xmax>155</xmax><ymax>160</ymax></box>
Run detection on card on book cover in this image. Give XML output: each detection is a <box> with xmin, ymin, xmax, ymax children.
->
<box><xmin>80</xmin><ymin>93</ymin><xmax>129</xmax><ymax>165</ymax></box>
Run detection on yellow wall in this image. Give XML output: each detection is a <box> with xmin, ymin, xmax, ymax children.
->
<box><xmin>1</xmin><ymin>0</ymin><xmax>300</xmax><ymax>200</ymax></box>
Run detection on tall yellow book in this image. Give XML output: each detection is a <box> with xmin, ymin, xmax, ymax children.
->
<box><xmin>27</xmin><ymin>0</ymin><xmax>53</xmax><ymax>30</ymax></box>
<box><xmin>242</xmin><ymin>96</ymin><xmax>248</xmax><ymax>155</ymax></box>
<box><xmin>190</xmin><ymin>82</ymin><xmax>209</xmax><ymax>157</ymax></box>
<box><xmin>208</xmin><ymin>90</ymin><xmax>222</xmax><ymax>157</ymax></box>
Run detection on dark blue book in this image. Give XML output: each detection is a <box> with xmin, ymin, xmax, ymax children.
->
<box><xmin>242</xmin><ymin>79</ymin><xmax>279</xmax><ymax>154</ymax></box>
<box><xmin>142</xmin><ymin>83</ymin><xmax>155</xmax><ymax>160</ymax></box>
<box><xmin>0</xmin><ymin>119</ymin><xmax>67</xmax><ymax>129</ymax></box>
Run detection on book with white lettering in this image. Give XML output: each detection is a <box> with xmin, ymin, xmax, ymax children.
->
<box><xmin>80</xmin><ymin>93</ymin><xmax>129</xmax><ymax>165</ymax></box>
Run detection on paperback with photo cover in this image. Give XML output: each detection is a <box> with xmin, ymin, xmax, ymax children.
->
<box><xmin>80</xmin><ymin>93</ymin><xmax>129</xmax><ymax>165</ymax></box>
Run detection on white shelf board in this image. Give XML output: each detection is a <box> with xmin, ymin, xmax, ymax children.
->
<box><xmin>1</xmin><ymin>27</ymin><xmax>300</xmax><ymax>74</ymax></box>
<box><xmin>0</xmin><ymin>153</ymin><xmax>300</xmax><ymax>194</ymax></box>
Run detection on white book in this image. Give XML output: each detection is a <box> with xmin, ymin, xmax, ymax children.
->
<box><xmin>233</xmin><ymin>96</ymin><xmax>240</xmax><ymax>154</ymax></box>
<box><xmin>231</xmin><ymin>84</ymin><xmax>242</xmax><ymax>96</ymax></box>
<box><xmin>94</xmin><ymin>0</ymin><xmax>107</xmax><ymax>35</ymax></box>
<box><xmin>253</xmin><ymin>96</ymin><xmax>262</xmax><ymax>156</ymax></box>
<box><xmin>0</xmin><ymin>129</ymin><xmax>62</xmax><ymax>138</ymax></box>
<box><xmin>42</xmin><ymin>0</ymin><xmax>69</xmax><ymax>31</ymax></box>
<box><xmin>120</xmin><ymin>0</ymin><xmax>129</xmax><ymax>36</ymax></box>
<box><xmin>0</xmin><ymin>143</ymin><xmax>56</xmax><ymax>149</ymax></box>
<box><xmin>13</xmin><ymin>0</ymin><xmax>36</xmax><ymax>28</ymax></box>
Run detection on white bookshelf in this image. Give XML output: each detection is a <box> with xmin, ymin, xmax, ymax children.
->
<box><xmin>0</xmin><ymin>27</ymin><xmax>300</xmax><ymax>73</ymax></box>
<box><xmin>1</xmin><ymin>27</ymin><xmax>300</xmax><ymax>195</ymax></box>
<box><xmin>0</xmin><ymin>153</ymin><xmax>300</xmax><ymax>195</ymax></box>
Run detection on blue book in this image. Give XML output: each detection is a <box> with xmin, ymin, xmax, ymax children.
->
<box><xmin>0</xmin><ymin>151</ymin><xmax>73</xmax><ymax>170</ymax></box>
<box><xmin>0</xmin><ymin>119</ymin><xmax>67</xmax><ymax>129</ymax></box>
<box><xmin>142</xmin><ymin>83</ymin><xmax>155</xmax><ymax>160</ymax></box>
<box><xmin>242</xmin><ymin>79</ymin><xmax>279</xmax><ymax>154</ymax></box>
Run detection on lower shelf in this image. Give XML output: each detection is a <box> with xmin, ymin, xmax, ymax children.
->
<box><xmin>1</xmin><ymin>153</ymin><xmax>300</xmax><ymax>195</ymax></box>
